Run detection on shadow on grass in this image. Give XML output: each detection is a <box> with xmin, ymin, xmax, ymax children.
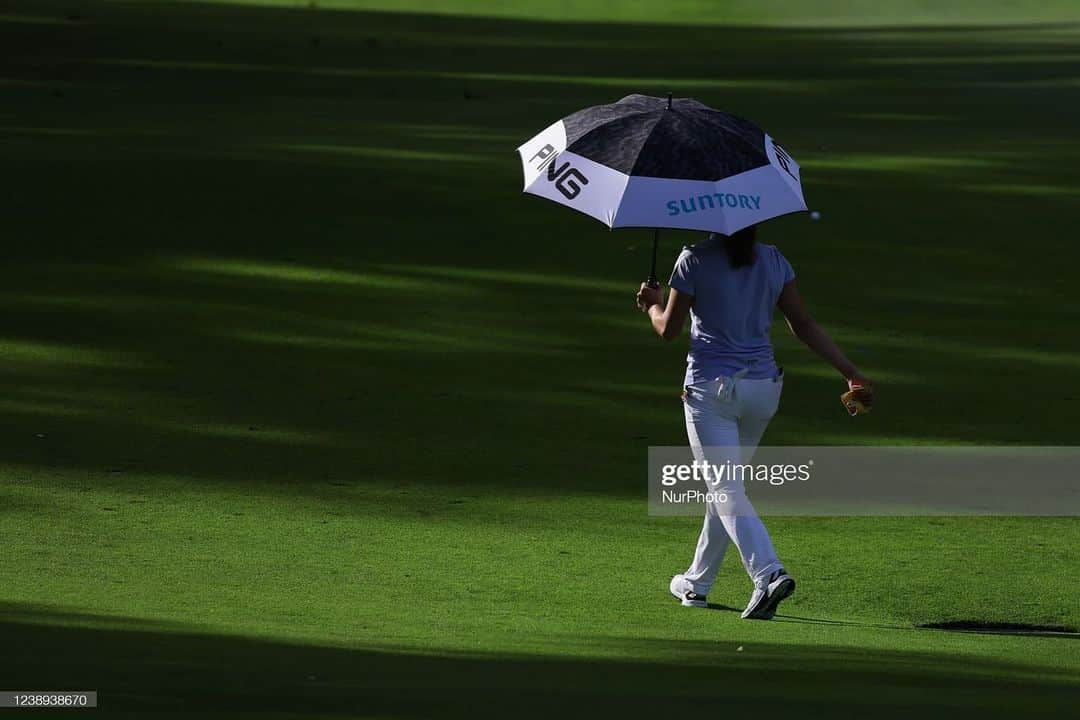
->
<box><xmin>772</xmin><ymin>613</ymin><xmax>1080</xmax><ymax>638</ymax></box>
<box><xmin>1</xmin><ymin>0</ymin><xmax>1079</xmax><ymax>500</ymax></box>
<box><xmin>2</xmin><ymin>603</ymin><xmax>1077</xmax><ymax>718</ymax></box>
<box><xmin>919</xmin><ymin>620</ymin><xmax>1080</xmax><ymax>638</ymax></box>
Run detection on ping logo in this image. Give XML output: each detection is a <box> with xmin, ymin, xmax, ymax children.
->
<box><xmin>772</xmin><ymin>140</ymin><xmax>798</xmax><ymax>181</ymax></box>
<box><xmin>530</xmin><ymin>143</ymin><xmax>589</xmax><ymax>200</ymax></box>
<box><xmin>530</xmin><ymin>143</ymin><xmax>557</xmax><ymax>169</ymax></box>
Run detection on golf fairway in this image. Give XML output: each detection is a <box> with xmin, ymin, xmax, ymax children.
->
<box><xmin>1</xmin><ymin>1</ymin><xmax>1078</xmax><ymax>716</ymax></box>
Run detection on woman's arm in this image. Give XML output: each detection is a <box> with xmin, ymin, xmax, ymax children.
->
<box><xmin>636</xmin><ymin>283</ymin><xmax>692</xmax><ymax>341</ymax></box>
<box><xmin>777</xmin><ymin>280</ymin><xmax>874</xmax><ymax>401</ymax></box>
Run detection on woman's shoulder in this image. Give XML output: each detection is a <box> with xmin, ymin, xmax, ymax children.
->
<box><xmin>677</xmin><ymin>241</ymin><xmax>708</xmax><ymax>259</ymax></box>
<box><xmin>757</xmin><ymin>242</ymin><xmax>789</xmax><ymax>263</ymax></box>
<box><xmin>757</xmin><ymin>243</ymin><xmax>795</xmax><ymax>281</ymax></box>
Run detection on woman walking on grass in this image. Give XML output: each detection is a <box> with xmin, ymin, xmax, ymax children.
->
<box><xmin>636</xmin><ymin>226</ymin><xmax>873</xmax><ymax>620</ymax></box>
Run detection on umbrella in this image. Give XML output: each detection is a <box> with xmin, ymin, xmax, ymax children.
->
<box><xmin>516</xmin><ymin>93</ymin><xmax>806</xmax><ymax>287</ymax></box>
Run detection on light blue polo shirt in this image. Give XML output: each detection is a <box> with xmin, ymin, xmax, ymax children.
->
<box><xmin>668</xmin><ymin>236</ymin><xmax>795</xmax><ymax>383</ymax></box>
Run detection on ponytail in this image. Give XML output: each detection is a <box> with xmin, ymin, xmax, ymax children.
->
<box><xmin>723</xmin><ymin>226</ymin><xmax>757</xmax><ymax>268</ymax></box>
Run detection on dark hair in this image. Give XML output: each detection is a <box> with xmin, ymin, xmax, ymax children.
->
<box><xmin>722</xmin><ymin>226</ymin><xmax>757</xmax><ymax>268</ymax></box>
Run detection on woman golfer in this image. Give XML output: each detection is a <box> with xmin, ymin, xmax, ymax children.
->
<box><xmin>636</xmin><ymin>226</ymin><xmax>873</xmax><ymax>620</ymax></box>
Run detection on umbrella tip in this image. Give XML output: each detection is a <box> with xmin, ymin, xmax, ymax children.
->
<box><xmin>667</xmin><ymin>93</ymin><xmax>672</xmax><ymax>109</ymax></box>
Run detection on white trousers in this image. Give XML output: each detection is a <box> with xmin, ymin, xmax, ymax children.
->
<box><xmin>682</xmin><ymin>374</ymin><xmax>784</xmax><ymax>594</ymax></box>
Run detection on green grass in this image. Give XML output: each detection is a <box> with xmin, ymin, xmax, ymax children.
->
<box><xmin>168</xmin><ymin>0</ymin><xmax>1080</xmax><ymax>27</ymax></box>
<box><xmin>2</xmin><ymin>0</ymin><xmax>1079</xmax><ymax>716</ymax></box>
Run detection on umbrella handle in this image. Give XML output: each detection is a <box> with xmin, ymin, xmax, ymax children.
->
<box><xmin>645</xmin><ymin>228</ymin><xmax>660</xmax><ymax>289</ymax></box>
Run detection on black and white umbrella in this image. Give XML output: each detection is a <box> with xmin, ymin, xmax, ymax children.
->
<box><xmin>516</xmin><ymin>94</ymin><xmax>807</xmax><ymax>284</ymax></box>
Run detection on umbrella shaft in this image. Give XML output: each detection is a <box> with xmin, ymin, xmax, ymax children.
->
<box><xmin>647</xmin><ymin>228</ymin><xmax>659</xmax><ymax>289</ymax></box>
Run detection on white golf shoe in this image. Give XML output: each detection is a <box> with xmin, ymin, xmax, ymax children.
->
<box><xmin>740</xmin><ymin>568</ymin><xmax>795</xmax><ymax>620</ymax></box>
<box><xmin>669</xmin><ymin>574</ymin><xmax>708</xmax><ymax>608</ymax></box>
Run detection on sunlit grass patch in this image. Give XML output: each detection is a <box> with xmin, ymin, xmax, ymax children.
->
<box><xmin>869</xmin><ymin>53</ymin><xmax>1080</xmax><ymax>66</ymax></box>
<box><xmin>779</xmin><ymin>362</ymin><xmax>923</xmax><ymax>385</ymax></box>
<box><xmin>378</xmin><ymin>263</ymin><xmax>629</xmax><ymax>293</ymax></box>
<box><xmin>802</xmin><ymin>154</ymin><xmax>998</xmax><ymax>174</ymax></box>
<box><xmin>161</xmin><ymin>0</ymin><xmax>1080</xmax><ymax>27</ymax></box>
<box><xmin>828</xmin><ymin>327</ymin><xmax>1080</xmax><ymax>369</ymax></box>
<box><xmin>842</xmin><ymin>113</ymin><xmax>955</xmax><ymax>123</ymax></box>
<box><xmin>228</xmin><ymin>321</ymin><xmax>583</xmax><ymax>355</ymax></box>
<box><xmin>0</xmin><ymin>13</ymin><xmax>76</xmax><ymax>25</ymax></box>
<box><xmin>435</xmin><ymin>71</ymin><xmax>819</xmax><ymax>93</ymax></box>
<box><xmin>270</xmin><ymin>142</ymin><xmax>487</xmax><ymax>164</ymax></box>
<box><xmin>166</xmin><ymin>257</ymin><xmax>478</xmax><ymax>293</ymax></box>
<box><xmin>961</xmin><ymin>183</ymin><xmax>1078</xmax><ymax>197</ymax></box>
<box><xmin>0</xmin><ymin>340</ymin><xmax>151</xmax><ymax>370</ymax></box>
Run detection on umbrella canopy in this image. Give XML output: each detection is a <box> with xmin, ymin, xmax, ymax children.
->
<box><xmin>516</xmin><ymin>94</ymin><xmax>806</xmax><ymax>236</ymax></box>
